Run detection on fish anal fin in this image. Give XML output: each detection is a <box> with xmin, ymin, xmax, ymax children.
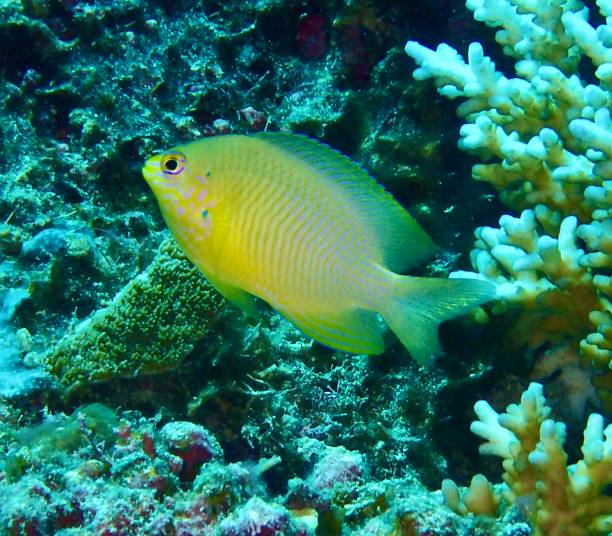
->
<box><xmin>276</xmin><ymin>305</ymin><xmax>384</xmax><ymax>355</ymax></box>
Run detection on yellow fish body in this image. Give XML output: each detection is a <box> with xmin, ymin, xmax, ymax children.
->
<box><xmin>142</xmin><ymin>133</ymin><xmax>494</xmax><ymax>366</ymax></box>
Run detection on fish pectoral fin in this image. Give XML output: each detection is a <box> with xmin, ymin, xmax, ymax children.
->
<box><xmin>276</xmin><ymin>305</ymin><xmax>384</xmax><ymax>355</ymax></box>
<box><xmin>207</xmin><ymin>276</ymin><xmax>260</xmax><ymax>320</ymax></box>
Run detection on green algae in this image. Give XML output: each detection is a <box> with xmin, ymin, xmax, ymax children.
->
<box><xmin>46</xmin><ymin>239</ymin><xmax>224</xmax><ymax>394</ymax></box>
<box><xmin>4</xmin><ymin>403</ymin><xmax>118</xmax><ymax>482</ymax></box>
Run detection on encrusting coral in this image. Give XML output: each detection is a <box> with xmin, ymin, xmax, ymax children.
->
<box><xmin>405</xmin><ymin>1</ymin><xmax>611</xmax><ymax>381</ymax></box>
<box><xmin>442</xmin><ymin>382</ymin><xmax>611</xmax><ymax>536</ymax></box>
<box><xmin>47</xmin><ymin>239</ymin><xmax>224</xmax><ymax>394</ymax></box>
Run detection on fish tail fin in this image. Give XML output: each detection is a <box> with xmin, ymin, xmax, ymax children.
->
<box><xmin>379</xmin><ymin>275</ymin><xmax>496</xmax><ymax>367</ymax></box>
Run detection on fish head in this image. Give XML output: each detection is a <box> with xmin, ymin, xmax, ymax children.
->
<box><xmin>143</xmin><ymin>140</ymin><xmax>216</xmax><ymax>204</ymax></box>
<box><xmin>142</xmin><ymin>142</ymin><xmax>217</xmax><ymax>248</ymax></box>
<box><xmin>142</xmin><ymin>146</ymin><xmax>191</xmax><ymax>198</ymax></box>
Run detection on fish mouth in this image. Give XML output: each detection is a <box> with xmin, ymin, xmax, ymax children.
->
<box><xmin>142</xmin><ymin>157</ymin><xmax>162</xmax><ymax>183</ymax></box>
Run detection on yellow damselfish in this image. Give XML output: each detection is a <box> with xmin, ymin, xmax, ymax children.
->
<box><xmin>142</xmin><ymin>133</ymin><xmax>494</xmax><ymax>366</ymax></box>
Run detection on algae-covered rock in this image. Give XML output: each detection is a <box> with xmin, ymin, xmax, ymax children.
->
<box><xmin>47</xmin><ymin>238</ymin><xmax>224</xmax><ymax>393</ymax></box>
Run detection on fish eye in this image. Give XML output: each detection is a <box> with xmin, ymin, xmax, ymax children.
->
<box><xmin>161</xmin><ymin>152</ymin><xmax>186</xmax><ymax>176</ymax></box>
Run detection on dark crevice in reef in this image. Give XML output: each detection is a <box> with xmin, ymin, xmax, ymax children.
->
<box><xmin>0</xmin><ymin>22</ymin><xmax>64</xmax><ymax>85</ymax></box>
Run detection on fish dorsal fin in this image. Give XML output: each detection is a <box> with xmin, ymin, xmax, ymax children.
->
<box><xmin>254</xmin><ymin>132</ymin><xmax>435</xmax><ymax>273</ymax></box>
<box><xmin>275</xmin><ymin>304</ymin><xmax>384</xmax><ymax>355</ymax></box>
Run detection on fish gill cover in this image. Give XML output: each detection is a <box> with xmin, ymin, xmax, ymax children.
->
<box><xmin>0</xmin><ymin>0</ymin><xmax>609</xmax><ymax>535</ymax></box>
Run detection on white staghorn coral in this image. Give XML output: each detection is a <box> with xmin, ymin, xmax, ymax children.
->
<box><xmin>442</xmin><ymin>383</ymin><xmax>612</xmax><ymax>535</ymax></box>
<box><xmin>405</xmin><ymin>0</ymin><xmax>611</xmax><ymax>373</ymax></box>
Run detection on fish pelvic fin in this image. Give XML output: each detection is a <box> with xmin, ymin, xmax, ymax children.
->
<box><xmin>206</xmin><ymin>274</ymin><xmax>261</xmax><ymax>320</ymax></box>
<box><xmin>379</xmin><ymin>275</ymin><xmax>496</xmax><ymax>367</ymax></box>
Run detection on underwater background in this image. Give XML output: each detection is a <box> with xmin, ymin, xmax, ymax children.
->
<box><xmin>0</xmin><ymin>0</ymin><xmax>610</xmax><ymax>534</ymax></box>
